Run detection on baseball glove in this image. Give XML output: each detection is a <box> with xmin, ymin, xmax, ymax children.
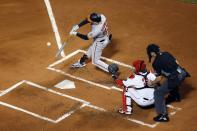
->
<box><xmin>108</xmin><ymin>63</ymin><xmax>119</xmax><ymax>75</ymax></box>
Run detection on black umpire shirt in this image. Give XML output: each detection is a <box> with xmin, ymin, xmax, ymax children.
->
<box><xmin>152</xmin><ymin>52</ymin><xmax>179</xmax><ymax>76</ymax></box>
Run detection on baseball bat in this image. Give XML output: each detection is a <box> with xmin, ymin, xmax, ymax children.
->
<box><xmin>55</xmin><ymin>36</ymin><xmax>73</xmax><ymax>58</ymax></box>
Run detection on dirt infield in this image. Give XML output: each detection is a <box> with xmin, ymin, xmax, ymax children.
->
<box><xmin>0</xmin><ymin>0</ymin><xmax>197</xmax><ymax>131</ymax></box>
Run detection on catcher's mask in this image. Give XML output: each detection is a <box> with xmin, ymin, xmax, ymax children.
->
<box><xmin>132</xmin><ymin>60</ymin><xmax>146</xmax><ymax>74</ymax></box>
<box><xmin>88</xmin><ymin>12</ymin><xmax>101</xmax><ymax>23</ymax></box>
<box><xmin>146</xmin><ymin>44</ymin><xmax>160</xmax><ymax>62</ymax></box>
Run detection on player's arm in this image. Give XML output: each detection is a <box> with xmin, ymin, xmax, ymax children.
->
<box><xmin>73</xmin><ymin>18</ymin><xmax>90</xmax><ymax>30</ymax></box>
<box><xmin>69</xmin><ymin>18</ymin><xmax>90</xmax><ymax>40</ymax></box>
<box><xmin>78</xmin><ymin>18</ymin><xmax>90</xmax><ymax>27</ymax></box>
<box><xmin>76</xmin><ymin>29</ymin><xmax>99</xmax><ymax>40</ymax></box>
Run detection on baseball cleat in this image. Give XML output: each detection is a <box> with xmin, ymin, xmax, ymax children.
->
<box><xmin>71</xmin><ymin>61</ymin><xmax>86</xmax><ymax>68</ymax></box>
<box><xmin>153</xmin><ymin>114</ymin><xmax>169</xmax><ymax>122</ymax></box>
<box><xmin>118</xmin><ymin>108</ymin><xmax>132</xmax><ymax>115</ymax></box>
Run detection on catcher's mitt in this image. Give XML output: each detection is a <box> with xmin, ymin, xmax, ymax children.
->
<box><xmin>108</xmin><ymin>63</ymin><xmax>119</xmax><ymax>75</ymax></box>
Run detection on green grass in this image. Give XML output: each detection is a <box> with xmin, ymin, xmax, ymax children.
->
<box><xmin>180</xmin><ymin>0</ymin><xmax>197</xmax><ymax>4</ymax></box>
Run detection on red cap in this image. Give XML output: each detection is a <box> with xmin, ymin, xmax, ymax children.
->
<box><xmin>132</xmin><ymin>60</ymin><xmax>146</xmax><ymax>73</ymax></box>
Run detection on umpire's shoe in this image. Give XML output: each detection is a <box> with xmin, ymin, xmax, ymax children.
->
<box><xmin>153</xmin><ymin>114</ymin><xmax>169</xmax><ymax>122</ymax></box>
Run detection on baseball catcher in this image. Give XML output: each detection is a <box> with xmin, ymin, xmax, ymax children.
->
<box><xmin>115</xmin><ymin>60</ymin><xmax>157</xmax><ymax>115</ymax></box>
<box><xmin>69</xmin><ymin>12</ymin><xmax>117</xmax><ymax>79</ymax></box>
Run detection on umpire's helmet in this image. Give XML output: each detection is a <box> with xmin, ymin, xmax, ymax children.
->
<box><xmin>146</xmin><ymin>44</ymin><xmax>160</xmax><ymax>62</ymax></box>
<box><xmin>89</xmin><ymin>13</ymin><xmax>101</xmax><ymax>23</ymax></box>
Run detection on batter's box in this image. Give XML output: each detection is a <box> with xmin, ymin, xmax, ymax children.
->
<box><xmin>47</xmin><ymin>49</ymin><xmax>182</xmax><ymax>128</ymax></box>
<box><xmin>0</xmin><ymin>80</ymin><xmax>105</xmax><ymax>123</ymax></box>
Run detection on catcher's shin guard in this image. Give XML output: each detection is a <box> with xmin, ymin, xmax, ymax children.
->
<box><xmin>122</xmin><ymin>88</ymin><xmax>127</xmax><ymax>111</ymax></box>
<box><xmin>125</xmin><ymin>96</ymin><xmax>132</xmax><ymax>113</ymax></box>
<box><xmin>120</xmin><ymin>88</ymin><xmax>132</xmax><ymax>114</ymax></box>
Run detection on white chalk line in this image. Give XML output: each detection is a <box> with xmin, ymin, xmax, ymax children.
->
<box><xmin>0</xmin><ymin>80</ymin><xmax>105</xmax><ymax>123</ymax></box>
<box><xmin>0</xmin><ymin>101</ymin><xmax>56</xmax><ymax>123</ymax></box>
<box><xmin>25</xmin><ymin>80</ymin><xmax>89</xmax><ymax>104</ymax></box>
<box><xmin>126</xmin><ymin>117</ymin><xmax>159</xmax><ymax>128</ymax></box>
<box><xmin>49</xmin><ymin>50</ymin><xmax>80</xmax><ymax>68</ymax></box>
<box><xmin>167</xmin><ymin>104</ymin><xmax>182</xmax><ymax>111</ymax></box>
<box><xmin>47</xmin><ymin>67</ymin><xmax>111</xmax><ymax>90</ymax></box>
<box><xmin>0</xmin><ymin>80</ymin><xmax>26</xmax><ymax>97</ymax></box>
<box><xmin>55</xmin><ymin>103</ymin><xmax>87</xmax><ymax>123</ymax></box>
<box><xmin>44</xmin><ymin>0</ymin><xmax>65</xmax><ymax>57</ymax></box>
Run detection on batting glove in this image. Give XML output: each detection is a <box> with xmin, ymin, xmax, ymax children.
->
<box><xmin>69</xmin><ymin>30</ymin><xmax>77</xmax><ymax>36</ymax></box>
<box><xmin>72</xmin><ymin>25</ymin><xmax>79</xmax><ymax>31</ymax></box>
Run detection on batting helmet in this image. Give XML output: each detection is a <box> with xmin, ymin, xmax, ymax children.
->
<box><xmin>146</xmin><ymin>44</ymin><xmax>160</xmax><ymax>62</ymax></box>
<box><xmin>132</xmin><ymin>60</ymin><xmax>146</xmax><ymax>74</ymax></box>
<box><xmin>89</xmin><ymin>13</ymin><xmax>101</xmax><ymax>23</ymax></box>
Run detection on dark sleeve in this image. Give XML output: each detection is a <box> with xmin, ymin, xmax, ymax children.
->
<box><xmin>76</xmin><ymin>32</ymin><xmax>89</xmax><ymax>40</ymax></box>
<box><xmin>152</xmin><ymin>57</ymin><xmax>162</xmax><ymax>76</ymax></box>
<box><xmin>154</xmin><ymin>66</ymin><xmax>162</xmax><ymax>76</ymax></box>
<box><xmin>78</xmin><ymin>18</ymin><xmax>90</xmax><ymax>27</ymax></box>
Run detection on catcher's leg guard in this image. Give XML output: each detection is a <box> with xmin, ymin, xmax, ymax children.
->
<box><xmin>125</xmin><ymin>95</ymin><xmax>132</xmax><ymax>114</ymax></box>
<box><xmin>122</xmin><ymin>88</ymin><xmax>127</xmax><ymax>111</ymax></box>
<box><xmin>118</xmin><ymin>88</ymin><xmax>132</xmax><ymax>115</ymax></box>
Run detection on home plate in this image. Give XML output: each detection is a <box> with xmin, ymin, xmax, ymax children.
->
<box><xmin>54</xmin><ymin>80</ymin><xmax>76</xmax><ymax>89</ymax></box>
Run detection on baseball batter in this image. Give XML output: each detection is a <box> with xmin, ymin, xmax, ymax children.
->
<box><xmin>69</xmin><ymin>13</ymin><xmax>115</xmax><ymax>77</ymax></box>
<box><xmin>115</xmin><ymin>60</ymin><xmax>156</xmax><ymax>115</ymax></box>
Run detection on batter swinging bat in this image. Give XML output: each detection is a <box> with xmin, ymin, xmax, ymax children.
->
<box><xmin>55</xmin><ymin>36</ymin><xmax>73</xmax><ymax>58</ymax></box>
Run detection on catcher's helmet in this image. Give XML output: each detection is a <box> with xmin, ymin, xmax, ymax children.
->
<box><xmin>146</xmin><ymin>44</ymin><xmax>160</xmax><ymax>62</ymax></box>
<box><xmin>132</xmin><ymin>60</ymin><xmax>146</xmax><ymax>74</ymax></box>
<box><xmin>89</xmin><ymin>13</ymin><xmax>101</xmax><ymax>23</ymax></box>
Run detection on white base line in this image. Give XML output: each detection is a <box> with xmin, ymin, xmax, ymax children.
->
<box><xmin>47</xmin><ymin>67</ymin><xmax>111</xmax><ymax>90</ymax></box>
<box><xmin>25</xmin><ymin>80</ymin><xmax>89</xmax><ymax>104</ymax></box>
<box><xmin>0</xmin><ymin>80</ymin><xmax>26</xmax><ymax>97</ymax></box>
<box><xmin>0</xmin><ymin>101</ymin><xmax>56</xmax><ymax>123</ymax></box>
<box><xmin>55</xmin><ymin>103</ymin><xmax>87</xmax><ymax>123</ymax></box>
<box><xmin>127</xmin><ymin>118</ymin><xmax>159</xmax><ymax>128</ymax></box>
<box><xmin>0</xmin><ymin>80</ymin><xmax>106</xmax><ymax>123</ymax></box>
<box><xmin>44</xmin><ymin>0</ymin><xmax>65</xmax><ymax>57</ymax></box>
<box><xmin>49</xmin><ymin>50</ymin><xmax>80</xmax><ymax>68</ymax></box>
<box><xmin>167</xmin><ymin>104</ymin><xmax>182</xmax><ymax>111</ymax></box>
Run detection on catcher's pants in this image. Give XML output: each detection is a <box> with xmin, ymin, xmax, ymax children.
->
<box><xmin>86</xmin><ymin>36</ymin><xmax>110</xmax><ymax>72</ymax></box>
<box><xmin>123</xmin><ymin>88</ymin><xmax>155</xmax><ymax>112</ymax></box>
